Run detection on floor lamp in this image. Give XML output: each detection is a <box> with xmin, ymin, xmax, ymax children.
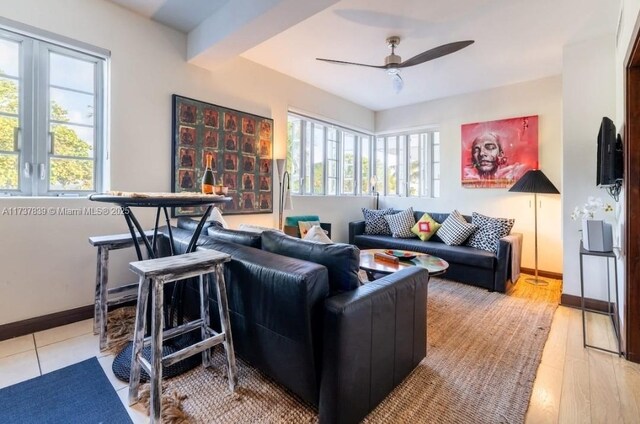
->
<box><xmin>508</xmin><ymin>169</ymin><xmax>560</xmax><ymax>286</ymax></box>
<box><xmin>276</xmin><ymin>159</ymin><xmax>293</xmax><ymax>230</ymax></box>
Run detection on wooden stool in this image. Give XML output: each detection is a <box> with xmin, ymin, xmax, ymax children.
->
<box><xmin>127</xmin><ymin>250</ymin><xmax>237</xmax><ymax>423</ymax></box>
<box><xmin>89</xmin><ymin>231</ymin><xmax>154</xmax><ymax>351</ymax></box>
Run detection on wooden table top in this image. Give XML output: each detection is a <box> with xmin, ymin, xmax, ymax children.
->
<box><xmin>89</xmin><ymin>192</ymin><xmax>231</xmax><ymax>207</ymax></box>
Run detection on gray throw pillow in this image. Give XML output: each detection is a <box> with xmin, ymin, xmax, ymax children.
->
<box><xmin>384</xmin><ymin>207</ymin><xmax>416</xmax><ymax>238</ymax></box>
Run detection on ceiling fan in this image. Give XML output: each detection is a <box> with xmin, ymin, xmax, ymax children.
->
<box><xmin>316</xmin><ymin>36</ymin><xmax>474</xmax><ymax>93</ymax></box>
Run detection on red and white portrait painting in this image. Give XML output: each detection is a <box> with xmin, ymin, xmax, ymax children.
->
<box><xmin>461</xmin><ymin>115</ymin><xmax>538</xmax><ymax>188</ymax></box>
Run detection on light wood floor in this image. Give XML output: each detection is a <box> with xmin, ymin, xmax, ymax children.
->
<box><xmin>525</xmin><ymin>305</ymin><xmax>640</xmax><ymax>424</ymax></box>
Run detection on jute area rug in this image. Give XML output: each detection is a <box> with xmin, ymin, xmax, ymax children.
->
<box><xmin>112</xmin><ymin>275</ymin><xmax>561</xmax><ymax>424</ymax></box>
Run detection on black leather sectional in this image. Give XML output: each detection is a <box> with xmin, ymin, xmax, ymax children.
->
<box><xmin>349</xmin><ymin>211</ymin><xmax>522</xmax><ymax>293</ymax></box>
<box><xmin>159</xmin><ymin>224</ymin><xmax>429</xmax><ymax>424</ymax></box>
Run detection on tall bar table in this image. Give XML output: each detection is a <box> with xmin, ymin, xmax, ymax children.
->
<box><xmin>89</xmin><ymin>192</ymin><xmax>230</xmax><ymax>260</ymax></box>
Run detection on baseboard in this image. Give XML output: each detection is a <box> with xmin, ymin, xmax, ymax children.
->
<box><xmin>520</xmin><ymin>267</ymin><xmax>563</xmax><ymax>280</ymax></box>
<box><xmin>561</xmin><ymin>293</ymin><xmax>615</xmax><ymax>313</ymax></box>
<box><xmin>0</xmin><ymin>305</ymin><xmax>94</xmax><ymax>342</ymax></box>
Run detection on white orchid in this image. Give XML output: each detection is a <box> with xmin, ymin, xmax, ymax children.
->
<box><xmin>571</xmin><ymin>196</ymin><xmax>613</xmax><ymax>220</ymax></box>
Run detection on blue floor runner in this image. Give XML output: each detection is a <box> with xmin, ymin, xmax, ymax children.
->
<box><xmin>0</xmin><ymin>357</ymin><xmax>133</xmax><ymax>424</ymax></box>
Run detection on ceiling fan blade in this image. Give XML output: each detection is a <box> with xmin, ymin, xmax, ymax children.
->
<box><xmin>316</xmin><ymin>58</ymin><xmax>385</xmax><ymax>69</ymax></box>
<box><xmin>398</xmin><ymin>40</ymin><xmax>474</xmax><ymax>68</ymax></box>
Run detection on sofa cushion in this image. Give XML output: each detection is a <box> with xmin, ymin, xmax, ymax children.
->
<box><xmin>176</xmin><ymin>217</ymin><xmax>219</xmax><ymax>232</ymax></box>
<box><xmin>466</xmin><ymin>212</ymin><xmax>515</xmax><ymax>253</ymax></box>
<box><xmin>207</xmin><ymin>226</ymin><xmax>262</xmax><ymax>248</ymax></box>
<box><xmin>261</xmin><ymin>230</ymin><xmax>360</xmax><ymax>293</ymax></box>
<box><xmin>362</xmin><ymin>208</ymin><xmax>394</xmax><ymax>235</ymax></box>
<box><xmin>411</xmin><ymin>213</ymin><xmax>441</xmax><ymax>241</ymax></box>
<box><xmin>384</xmin><ymin>207</ymin><xmax>416</xmax><ymax>238</ymax></box>
<box><xmin>437</xmin><ymin>210</ymin><xmax>477</xmax><ymax>246</ymax></box>
<box><xmin>352</xmin><ymin>234</ymin><xmax>495</xmax><ymax>269</ymax></box>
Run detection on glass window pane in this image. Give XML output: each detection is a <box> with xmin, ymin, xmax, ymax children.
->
<box><xmin>327</xmin><ymin>178</ymin><xmax>336</xmax><ymax>195</ymax></box>
<box><xmin>434</xmin><ymin>131</ymin><xmax>440</xmax><ymax>145</ymax></box>
<box><xmin>328</xmin><ymin>160</ymin><xmax>337</xmax><ymax>177</ymax></box>
<box><xmin>0</xmin><ymin>38</ymin><xmax>20</xmax><ymax>78</ymax></box>
<box><xmin>50</xmin><ymin>87</ymin><xmax>94</xmax><ymax>125</ymax></box>
<box><xmin>387</xmin><ymin>137</ymin><xmax>397</xmax><ymax>195</ymax></box>
<box><xmin>375</xmin><ymin>138</ymin><xmax>384</xmax><ymax>193</ymax></box>
<box><xmin>313</xmin><ymin>124</ymin><xmax>324</xmax><ymax>194</ymax></box>
<box><xmin>397</xmin><ymin>136</ymin><xmax>406</xmax><ymax>196</ymax></box>
<box><xmin>433</xmin><ymin>144</ymin><xmax>440</xmax><ymax>161</ymax></box>
<box><xmin>304</xmin><ymin>123</ymin><xmax>311</xmax><ymax>193</ymax></box>
<box><xmin>50</xmin><ymin>52</ymin><xmax>95</xmax><ymax>93</ymax></box>
<box><xmin>0</xmin><ymin>77</ymin><xmax>19</xmax><ymax>115</ymax></box>
<box><xmin>0</xmin><ymin>116</ymin><xmax>18</xmax><ymax>152</ymax></box>
<box><xmin>0</xmin><ymin>153</ymin><xmax>19</xmax><ymax>189</ymax></box>
<box><xmin>409</xmin><ymin>135</ymin><xmax>420</xmax><ymax>196</ymax></box>
<box><xmin>342</xmin><ymin>133</ymin><xmax>355</xmax><ymax>194</ymax></box>
<box><xmin>49</xmin><ymin>157</ymin><xmax>93</xmax><ymax>191</ymax></box>
<box><xmin>51</xmin><ymin>124</ymin><xmax>93</xmax><ymax>158</ymax></box>
<box><xmin>327</xmin><ymin>140</ymin><xmax>337</xmax><ymax>160</ymax></box>
<box><xmin>433</xmin><ymin>180</ymin><xmax>440</xmax><ymax>198</ymax></box>
<box><xmin>361</xmin><ymin>137</ymin><xmax>370</xmax><ymax>194</ymax></box>
<box><xmin>287</xmin><ymin>117</ymin><xmax>301</xmax><ymax>193</ymax></box>
<box><xmin>434</xmin><ymin>163</ymin><xmax>441</xmax><ymax>180</ymax></box>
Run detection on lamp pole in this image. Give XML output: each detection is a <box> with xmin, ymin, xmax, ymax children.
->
<box><xmin>278</xmin><ymin>171</ymin><xmax>289</xmax><ymax>230</ymax></box>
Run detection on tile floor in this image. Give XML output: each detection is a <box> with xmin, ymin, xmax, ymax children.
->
<box><xmin>0</xmin><ymin>318</ymin><xmax>148</xmax><ymax>423</ymax></box>
<box><xmin>1</xmin><ymin>305</ymin><xmax>640</xmax><ymax>423</ymax></box>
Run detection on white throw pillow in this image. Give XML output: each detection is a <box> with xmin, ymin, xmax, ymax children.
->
<box><xmin>206</xmin><ymin>206</ymin><xmax>229</xmax><ymax>229</ymax></box>
<box><xmin>298</xmin><ymin>220</ymin><xmax>321</xmax><ymax>238</ymax></box>
<box><xmin>303</xmin><ymin>225</ymin><xmax>332</xmax><ymax>243</ymax></box>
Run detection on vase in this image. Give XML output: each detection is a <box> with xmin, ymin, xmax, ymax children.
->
<box><xmin>582</xmin><ymin>219</ymin><xmax>613</xmax><ymax>252</ymax></box>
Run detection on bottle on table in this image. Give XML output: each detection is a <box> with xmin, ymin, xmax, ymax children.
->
<box><xmin>202</xmin><ymin>155</ymin><xmax>215</xmax><ymax>194</ymax></box>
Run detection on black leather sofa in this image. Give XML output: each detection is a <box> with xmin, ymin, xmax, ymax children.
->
<box><xmin>159</xmin><ymin>224</ymin><xmax>429</xmax><ymax>424</ymax></box>
<box><xmin>349</xmin><ymin>210</ymin><xmax>522</xmax><ymax>293</ymax></box>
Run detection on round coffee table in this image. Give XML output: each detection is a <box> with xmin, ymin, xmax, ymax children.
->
<box><xmin>360</xmin><ymin>249</ymin><xmax>449</xmax><ymax>281</ymax></box>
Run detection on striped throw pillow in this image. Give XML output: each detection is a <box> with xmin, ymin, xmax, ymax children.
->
<box><xmin>437</xmin><ymin>210</ymin><xmax>477</xmax><ymax>246</ymax></box>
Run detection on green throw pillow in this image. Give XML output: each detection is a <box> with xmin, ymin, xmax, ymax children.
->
<box><xmin>411</xmin><ymin>213</ymin><xmax>442</xmax><ymax>241</ymax></box>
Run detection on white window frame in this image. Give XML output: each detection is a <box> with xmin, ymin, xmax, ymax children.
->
<box><xmin>374</xmin><ymin>130</ymin><xmax>440</xmax><ymax>198</ymax></box>
<box><xmin>286</xmin><ymin>112</ymin><xmax>440</xmax><ymax>198</ymax></box>
<box><xmin>0</xmin><ymin>18</ymin><xmax>109</xmax><ymax>197</ymax></box>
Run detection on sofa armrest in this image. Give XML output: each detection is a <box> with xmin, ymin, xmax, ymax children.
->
<box><xmin>348</xmin><ymin>220</ymin><xmax>366</xmax><ymax>244</ymax></box>
<box><xmin>494</xmin><ymin>232</ymin><xmax>523</xmax><ymax>292</ymax></box>
<box><xmin>320</xmin><ymin>267</ymin><xmax>429</xmax><ymax>424</ymax></box>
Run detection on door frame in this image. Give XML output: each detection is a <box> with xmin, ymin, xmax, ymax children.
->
<box><xmin>624</xmin><ymin>20</ymin><xmax>640</xmax><ymax>363</ymax></box>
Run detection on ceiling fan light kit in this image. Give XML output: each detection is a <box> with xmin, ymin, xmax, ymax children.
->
<box><xmin>316</xmin><ymin>36</ymin><xmax>474</xmax><ymax>93</ymax></box>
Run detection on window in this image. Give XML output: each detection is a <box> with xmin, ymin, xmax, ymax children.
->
<box><xmin>0</xmin><ymin>26</ymin><xmax>107</xmax><ymax>196</ymax></box>
<box><xmin>288</xmin><ymin>112</ymin><xmax>372</xmax><ymax>195</ymax></box>
<box><xmin>287</xmin><ymin>112</ymin><xmax>440</xmax><ymax>197</ymax></box>
<box><xmin>375</xmin><ymin>130</ymin><xmax>441</xmax><ymax>197</ymax></box>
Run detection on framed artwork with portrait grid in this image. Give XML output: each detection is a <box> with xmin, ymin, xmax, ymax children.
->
<box><xmin>171</xmin><ymin>94</ymin><xmax>273</xmax><ymax>216</ymax></box>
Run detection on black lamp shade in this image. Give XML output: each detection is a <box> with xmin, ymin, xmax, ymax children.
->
<box><xmin>508</xmin><ymin>170</ymin><xmax>559</xmax><ymax>194</ymax></box>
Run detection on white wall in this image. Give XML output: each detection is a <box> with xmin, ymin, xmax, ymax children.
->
<box><xmin>561</xmin><ymin>35</ymin><xmax>617</xmax><ymax>303</ymax></box>
<box><xmin>0</xmin><ymin>0</ymin><xmax>374</xmax><ymax>325</ymax></box>
<box><xmin>375</xmin><ymin>76</ymin><xmax>563</xmax><ymax>274</ymax></box>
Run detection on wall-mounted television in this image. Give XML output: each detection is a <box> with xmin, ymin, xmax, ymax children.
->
<box><xmin>596</xmin><ymin>116</ymin><xmax>623</xmax><ymax>187</ymax></box>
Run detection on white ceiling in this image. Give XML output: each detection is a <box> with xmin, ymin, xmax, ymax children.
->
<box><xmin>107</xmin><ymin>0</ymin><xmax>620</xmax><ymax>111</ymax></box>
